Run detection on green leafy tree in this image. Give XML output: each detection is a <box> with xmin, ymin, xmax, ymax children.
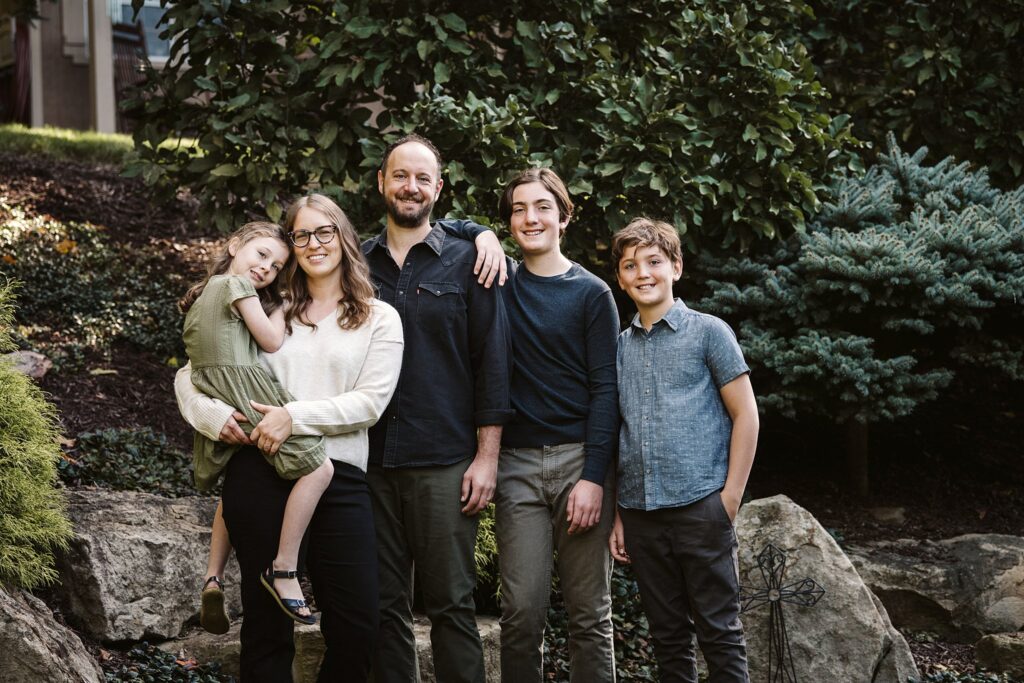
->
<box><xmin>695</xmin><ymin>135</ymin><xmax>1024</xmax><ymax>494</ymax></box>
<box><xmin>126</xmin><ymin>0</ymin><xmax>858</xmax><ymax>260</ymax></box>
<box><xmin>799</xmin><ymin>0</ymin><xmax>1024</xmax><ymax>188</ymax></box>
<box><xmin>0</xmin><ymin>279</ymin><xmax>74</xmax><ymax>589</ymax></box>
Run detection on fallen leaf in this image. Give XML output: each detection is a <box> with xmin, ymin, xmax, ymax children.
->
<box><xmin>1</xmin><ymin>253</ymin><xmax>15</xmax><ymax>264</ymax></box>
<box><xmin>89</xmin><ymin>368</ymin><xmax>119</xmax><ymax>376</ymax></box>
<box><xmin>176</xmin><ymin>656</ymin><xmax>199</xmax><ymax>670</ymax></box>
<box><xmin>55</xmin><ymin>239</ymin><xmax>77</xmax><ymax>254</ymax></box>
<box><xmin>58</xmin><ymin>436</ymin><xmax>77</xmax><ymax>449</ymax></box>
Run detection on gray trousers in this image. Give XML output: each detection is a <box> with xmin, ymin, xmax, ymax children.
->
<box><xmin>366</xmin><ymin>460</ymin><xmax>485</xmax><ymax>683</ymax></box>
<box><xmin>620</xmin><ymin>492</ymin><xmax>749</xmax><ymax>683</ymax></box>
<box><xmin>495</xmin><ymin>443</ymin><xmax>616</xmax><ymax>683</ymax></box>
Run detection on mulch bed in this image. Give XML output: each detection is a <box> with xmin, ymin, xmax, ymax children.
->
<box><xmin>911</xmin><ymin>638</ymin><xmax>979</xmax><ymax>677</ymax></box>
<box><xmin>0</xmin><ymin>151</ymin><xmax>198</xmax><ymax>244</ymax></box>
<box><xmin>38</xmin><ymin>345</ymin><xmax>194</xmax><ymax>450</ymax></box>
<box><xmin>2</xmin><ymin>151</ymin><xmax>217</xmax><ymax>451</ymax></box>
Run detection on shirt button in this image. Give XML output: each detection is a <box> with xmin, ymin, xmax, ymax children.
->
<box><xmin>644</xmin><ymin>389</ymin><xmax>650</xmax><ymax>394</ymax></box>
<box><xmin>399</xmin><ymin>290</ymin><xmax>404</xmax><ymax>295</ymax></box>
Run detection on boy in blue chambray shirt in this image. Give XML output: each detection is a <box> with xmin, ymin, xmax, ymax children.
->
<box><xmin>607</xmin><ymin>217</ymin><xmax>759</xmax><ymax>683</ymax></box>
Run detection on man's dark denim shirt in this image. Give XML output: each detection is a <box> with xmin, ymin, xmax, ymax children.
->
<box><xmin>616</xmin><ymin>300</ymin><xmax>749</xmax><ymax>510</ymax></box>
<box><xmin>362</xmin><ymin>222</ymin><xmax>514</xmax><ymax>468</ymax></box>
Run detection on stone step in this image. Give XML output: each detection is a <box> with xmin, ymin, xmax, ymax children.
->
<box><xmin>159</xmin><ymin>614</ymin><xmax>500</xmax><ymax>682</ymax></box>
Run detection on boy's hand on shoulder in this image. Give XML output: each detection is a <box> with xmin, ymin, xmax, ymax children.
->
<box><xmin>566</xmin><ymin>480</ymin><xmax>603</xmax><ymax>534</ymax></box>
<box><xmin>609</xmin><ymin>510</ymin><xmax>629</xmax><ymax>564</ymax></box>
<box><xmin>720</xmin><ymin>488</ymin><xmax>741</xmax><ymax>523</ymax></box>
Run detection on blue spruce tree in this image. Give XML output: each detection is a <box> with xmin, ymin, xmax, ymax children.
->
<box><xmin>696</xmin><ymin>135</ymin><xmax>1024</xmax><ymax>494</ymax></box>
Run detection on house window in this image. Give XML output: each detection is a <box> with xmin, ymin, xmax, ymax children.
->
<box><xmin>112</xmin><ymin>0</ymin><xmax>170</xmax><ymax>60</ymax></box>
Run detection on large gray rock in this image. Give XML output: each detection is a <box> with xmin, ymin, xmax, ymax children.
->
<box><xmin>0</xmin><ymin>586</ymin><xmax>104</xmax><ymax>683</ymax></box>
<box><xmin>3</xmin><ymin>350</ymin><xmax>52</xmax><ymax>379</ymax></box>
<box><xmin>848</xmin><ymin>535</ymin><xmax>1024</xmax><ymax>642</ymax></box>
<box><xmin>163</xmin><ymin>615</ymin><xmax>501</xmax><ymax>682</ymax></box>
<box><xmin>975</xmin><ymin>632</ymin><xmax>1024</xmax><ymax>677</ymax></box>
<box><xmin>735</xmin><ymin>495</ymin><xmax>919</xmax><ymax>683</ymax></box>
<box><xmin>55</xmin><ymin>489</ymin><xmax>242</xmax><ymax>643</ymax></box>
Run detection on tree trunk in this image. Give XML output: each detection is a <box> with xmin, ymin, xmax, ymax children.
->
<box><xmin>844</xmin><ymin>420</ymin><xmax>870</xmax><ymax>497</ymax></box>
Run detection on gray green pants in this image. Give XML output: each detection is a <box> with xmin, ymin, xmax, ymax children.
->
<box><xmin>366</xmin><ymin>460</ymin><xmax>484</xmax><ymax>683</ymax></box>
<box><xmin>495</xmin><ymin>443</ymin><xmax>616</xmax><ymax>683</ymax></box>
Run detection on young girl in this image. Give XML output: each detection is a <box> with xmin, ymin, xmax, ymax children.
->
<box><xmin>179</xmin><ymin>221</ymin><xmax>334</xmax><ymax>633</ymax></box>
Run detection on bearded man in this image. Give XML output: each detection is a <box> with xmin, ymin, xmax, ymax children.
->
<box><xmin>361</xmin><ymin>134</ymin><xmax>513</xmax><ymax>683</ymax></box>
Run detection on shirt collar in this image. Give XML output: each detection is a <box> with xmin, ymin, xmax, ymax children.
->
<box><xmin>367</xmin><ymin>223</ymin><xmax>446</xmax><ymax>257</ymax></box>
<box><xmin>422</xmin><ymin>223</ymin><xmax>446</xmax><ymax>256</ymax></box>
<box><xmin>629</xmin><ymin>298</ymin><xmax>688</xmax><ymax>332</ymax></box>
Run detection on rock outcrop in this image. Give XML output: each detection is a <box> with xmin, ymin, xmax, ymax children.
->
<box><xmin>55</xmin><ymin>489</ymin><xmax>242</xmax><ymax>642</ymax></box>
<box><xmin>848</xmin><ymin>535</ymin><xmax>1024</xmax><ymax>642</ymax></box>
<box><xmin>735</xmin><ymin>495</ymin><xmax>919</xmax><ymax>683</ymax></box>
<box><xmin>975</xmin><ymin>632</ymin><xmax>1024</xmax><ymax>677</ymax></box>
<box><xmin>0</xmin><ymin>586</ymin><xmax>104</xmax><ymax>683</ymax></box>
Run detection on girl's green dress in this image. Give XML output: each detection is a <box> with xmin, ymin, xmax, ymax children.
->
<box><xmin>183</xmin><ymin>274</ymin><xmax>325</xmax><ymax>491</ymax></box>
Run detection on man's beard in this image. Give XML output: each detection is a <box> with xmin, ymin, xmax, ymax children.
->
<box><xmin>386</xmin><ymin>193</ymin><xmax>435</xmax><ymax>228</ymax></box>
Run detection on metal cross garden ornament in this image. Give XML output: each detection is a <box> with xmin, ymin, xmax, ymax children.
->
<box><xmin>739</xmin><ymin>544</ymin><xmax>825</xmax><ymax>682</ymax></box>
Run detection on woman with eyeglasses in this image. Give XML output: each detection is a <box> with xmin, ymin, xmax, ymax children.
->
<box><xmin>175</xmin><ymin>194</ymin><xmax>404</xmax><ymax>681</ymax></box>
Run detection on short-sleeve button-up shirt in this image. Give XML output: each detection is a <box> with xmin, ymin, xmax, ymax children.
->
<box><xmin>616</xmin><ymin>299</ymin><xmax>749</xmax><ymax>510</ymax></box>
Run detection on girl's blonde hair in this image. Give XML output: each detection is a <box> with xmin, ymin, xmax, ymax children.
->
<box><xmin>179</xmin><ymin>221</ymin><xmax>290</xmax><ymax>315</ymax></box>
<box><xmin>282</xmin><ymin>194</ymin><xmax>375</xmax><ymax>331</ymax></box>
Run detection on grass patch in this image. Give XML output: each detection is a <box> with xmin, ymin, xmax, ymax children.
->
<box><xmin>0</xmin><ymin>124</ymin><xmax>134</xmax><ymax>166</ymax></box>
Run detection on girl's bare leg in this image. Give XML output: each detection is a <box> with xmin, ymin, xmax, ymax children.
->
<box><xmin>272</xmin><ymin>459</ymin><xmax>334</xmax><ymax>616</ymax></box>
<box><xmin>200</xmin><ymin>500</ymin><xmax>232</xmax><ymax>634</ymax></box>
<box><xmin>206</xmin><ymin>500</ymin><xmax>231</xmax><ymax>582</ymax></box>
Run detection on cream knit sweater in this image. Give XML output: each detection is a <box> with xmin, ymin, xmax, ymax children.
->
<box><xmin>174</xmin><ymin>300</ymin><xmax>404</xmax><ymax>472</ymax></box>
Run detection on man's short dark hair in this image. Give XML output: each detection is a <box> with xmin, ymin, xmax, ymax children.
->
<box><xmin>379</xmin><ymin>133</ymin><xmax>444</xmax><ymax>177</ymax></box>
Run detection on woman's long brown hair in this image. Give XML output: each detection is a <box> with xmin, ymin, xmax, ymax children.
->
<box><xmin>179</xmin><ymin>222</ymin><xmax>289</xmax><ymax>315</ymax></box>
<box><xmin>282</xmin><ymin>194</ymin><xmax>375</xmax><ymax>332</ymax></box>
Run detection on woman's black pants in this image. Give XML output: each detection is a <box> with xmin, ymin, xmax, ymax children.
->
<box><xmin>222</xmin><ymin>447</ymin><xmax>379</xmax><ymax>682</ymax></box>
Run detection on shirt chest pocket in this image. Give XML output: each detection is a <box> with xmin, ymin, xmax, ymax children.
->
<box><xmin>415</xmin><ymin>281</ymin><xmax>463</xmax><ymax>333</ymax></box>
<box><xmin>662</xmin><ymin>355</ymin><xmax>707</xmax><ymax>387</ymax></box>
